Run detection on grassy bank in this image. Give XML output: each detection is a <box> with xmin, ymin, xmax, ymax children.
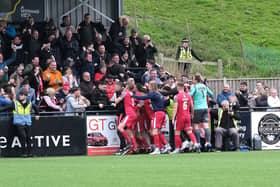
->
<box><xmin>124</xmin><ymin>0</ymin><xmax>280</xmax><ymax>78</ymax></box>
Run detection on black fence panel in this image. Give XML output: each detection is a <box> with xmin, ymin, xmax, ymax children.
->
<box><xmin>0</xmin><ymin>115</ymin><xmax>87</xmax><ymax>157</ymax></box>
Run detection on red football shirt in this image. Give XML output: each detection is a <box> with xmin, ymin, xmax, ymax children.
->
<box><xmin>176</xmin><ymin>92</ymin><xmax>192</xmax><ymax>118</ymax></box>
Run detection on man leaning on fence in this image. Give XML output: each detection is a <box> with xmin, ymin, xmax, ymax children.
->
<box><xmin>211</xmin><ymin>100</ymin><xmax>240</xmax><ymax>152</ymax></box>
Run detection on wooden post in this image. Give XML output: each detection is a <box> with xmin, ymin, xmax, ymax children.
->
<box><xmin>158</xmin><ymin>53</ymin><xmax>164</xmax><ymax>66</ymax></box>
<box><xmin>217</xmin><ymin>59</ymin><xmax>223</xmax><ymax>79</ymax></box>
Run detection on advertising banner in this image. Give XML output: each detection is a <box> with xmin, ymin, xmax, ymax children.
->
<box><xmin>210</xmin><ymin>110</ymin><xmax>251</xmax><ymax>147</ymax></box>
<box><xmin>251</xmin><ymin>112</ymin><xmax>280</xmax><ymax>150</ymax></box>
<box><xmin>87</xmin><ymin>115</ymin><xmax>120</xmax><ymax>155</ymax></box>
<box><xmin>0</xmin><ymin>115</ymin><xmax>87</xmax><ymax>157</ymax></box>
<box><xmin>238</xmin><ymin>111</ymin><xmax>251</xmax><ymax>147</ymax></box>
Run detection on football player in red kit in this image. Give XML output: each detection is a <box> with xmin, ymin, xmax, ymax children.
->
<box><xmin>115</xmin><ymin>78</ymin><xmax>138</xmax><ymax>155</ymax></box>
<box><xmin>133</xmin><ymin>81</ymin><xmax>171</xmax><ymax>155</ymax></box>
<box><xmin>171</xmin><ymin>82</ymin><xmax>199</xmax><ymax>154</ymax></box>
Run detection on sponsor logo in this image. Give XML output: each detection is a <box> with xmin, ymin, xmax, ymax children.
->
<box><xmin>258</xmin><ymin>114</ymin><xmax>280</xmax><ymax>145</ymax></box>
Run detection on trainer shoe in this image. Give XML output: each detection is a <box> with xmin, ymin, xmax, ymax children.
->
<box><xmin>194</xmin><ymin>143</ymin><xmax>201</xmax><ymax>153</ymax></box>
<box><xmin>204</xmin><ymin>142</ymin><xmax>212</xmax><ymax>152</ymax></box>
<box><xmin>170</xmin><ymin>148</ymin><xmax>180</xmax><ymax>154</ymax></box>
<box><xmin>115</xmin><ymin>149</ymin><xmax>123</xmax><ymax>156</ymax></box>
<box><xmin>180</xmin><ymin>140</ymin><xmax>190</xmax><ymax>151</ymax></box>
<box><xmin>121</xmin><ymin>142</ymin><xmax>133</xmax><ymax>156</ymax></box>
<box><xmin>150</xmin><ymin>148</ymin><xmax>161</xmax><ymax>155</ymax></box>
<box><xmin>161</xmin><ymin>144</ymin><xmax>171</xmax><ymax>154</ymax></box>
<box><xmin>188</xmin><ymin>141</ymin><xmax>194</xmax><ymax>152</ymax></box>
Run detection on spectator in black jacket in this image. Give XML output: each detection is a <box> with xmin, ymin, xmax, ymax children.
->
<box><xmin>26</xmin><ymin>30</ymin><xmax>41</xmax><ymax>61</ymax></box>
<box><xmin>109</xmin><ymin>16</ymin><xmax>129</xmax><ymax>44</ymax></box>
<box><xmin>235</xmin><ymin>81</ymin><xmax>249</xmax><ymax>109</ymax></box>
<box><xmin>90</xmin><ymin>81</ymin><xmax>110</xmax><ymax>110</ymax></box>
<box><xmin>143</xmin><ymin>35</ymin><xmax>157</xmax><ymax>61</ymax></box>
<box><xmin>60</xmin><ymin>29</ymin><xmax>80</xmax><ymax>68</ymax></box>
<box><xmin>255</xmin><ymin>90</ymin><xmax>268</xmax><ymax>111</ymax></box>
<box><xmin>107</xmin><ymin>54</ymin><xmax>127</xmax><ymax>82</ymax></box>
<box><xmin>81</xmin><ymin>52</ymin><xmax>95</xmax><ymax>80</ymax></box>
<box><xmin>78</xmin><ymin>13</ymin><xmax>97</xmax><ymax>47</ymax></box>
<box><xmin>79</xmin><ymin>71</ymin><xmax>95</xmax><ymax>101</ymax></box>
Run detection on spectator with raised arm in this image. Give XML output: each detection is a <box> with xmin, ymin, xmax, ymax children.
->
<box><xmin>42</xmin><ymin>60</ymin><xmax>64</xmax><ymax>90</ymax></box>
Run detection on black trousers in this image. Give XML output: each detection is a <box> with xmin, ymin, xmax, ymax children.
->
<box><xmin>16</xmin><ymin>125</ymin><xmax>32</xmax><ymax>154</ymax></box>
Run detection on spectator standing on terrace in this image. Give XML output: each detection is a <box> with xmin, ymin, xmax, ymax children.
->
<box><xmin>81</xmin><ymin>52</ymin><xmax>95</xmax><ymax>80</ymax></box>
<box><xmin>17</xmin><ymin>79</ymin><xmax>36</xmax><ymax>105</ymax></box>
<box><xmin>40</xmin><ymin>87</ymin><xmax>63</xmax><ymax>112</ymax></box>
<box><xmin>79</xmin><ymin>71</ymin><xmax>95</xmax><ymax>101</ymax></box>
<box><xmin>211</xmin><ymin>100</ymin><xmax>240</xmax><ymax>152</ymax></box>
<box><xmin>26</xmin><ymin>30</ymin><xmax>41</xmax><ymax>62</ymax></box>
<box><xmin>0</xmin><ymin>89</ymin><xmax>40</xmax><ymax>157</ymax></box>
<box><xmin>107</xmin><ymin>54</ymin><xmax>127</xmax><ymax>82</ymax></box>
<box><xmin>95</xmin><ymin>44</ymin><xmax>111</xmax><ymax>65</ymax></box>
<box><xmin>60</xmin><ymin>28</ymin><xmax>80</xmax><ymax>68</ymax></box>
<box><xmin>28</xmin><ymin>65</ymin><xmax>43</xmax><ymax>104</ymax></box>
<box><xmin>255</xmin><ymin>81</ymin><xmax>264</xmax><ymax>94</ymax></box>
<box><xmin>143</xmin><ymin>35</ymin><xmax>157</xmax><ymax>61</ymax></box>
<box><xmin>90</xmin><ymin>81</ymin><xmax>110</xmax><ymax>110</ymax></box>
<box><xmin>59</xmin><ymin>15</ymin><xmax>76</xmax><ymax>35</ymax></box>
<box><xmin>9</xmin><ymin>64</ymin><xmax>24</xmax><ymax>92</ymax></box>
<box><xmin>94</xmin><ymin>63</ymin><xmax>107</xmax><ymax>83</ymax></box>
<box><xmin>62</xmin><ymin>67</ymin><xmax>78</xmax><ymax>89</ymax></box>
<box><xmin>176</xmin><ymin>38</ymin><xmax>202</xmax><ymax>74</ymax></box>
<box><xmin>78</xmin><ymin>13</ymin><xmax>97</xmax><ymax>47</ymax></box>
<box><xmin>0</xmin><ymin>87</ymin><xmax>12</xmax><ymax>107</ymax></box>
<box><xmin>235</xmin><ymin>81</ymin><xmax>250</xmax><ymax>108</ymax></box>
<box><xmin>0</xmin><ymin>45</ymin><xmax>16</xmax><ymax>81</ymax></box>
<box><xmin>145</xmin><ymin>68</ymin><xmax>162</xmax><ymax>85</ymax></box>
<box><xmin>267</xmin><ymin>88</ymin><xmax>280</xmax><ymax>111</ymax></box>
<box><xmin>65</xmin><ymin>87</ymin><xmax>88</xmax><ymax>115</ymax></box>
<box><xmin>109</xmin><ymin>16</ymin><xmax>129</xmax><ymax>50</ymax></box>
<box><xmin>217</xmin><ymin>83</ymin><xmax>234</xmax><ymax>107</ymax></box>
<box><xmin>42</xmin><ymin>60</ymin><xmax>64</xmax><ymax>90</ymax></box>
<box><xmin>255</xmin><ymin>90</ymin><xmax>268</xmax><ymax>111</ymax></box>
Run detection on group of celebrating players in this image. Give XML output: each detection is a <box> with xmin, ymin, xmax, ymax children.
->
<box><xmin>114</xmin><ymin>73</ymin><xmax>214</xmax><ymax>155</ymax></box>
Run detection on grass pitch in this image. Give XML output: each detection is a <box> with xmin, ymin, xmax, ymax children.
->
<box><xmin>1</xmin><ymin>151</ymin><xmax>280</xmax><ymax>187</ymax></box>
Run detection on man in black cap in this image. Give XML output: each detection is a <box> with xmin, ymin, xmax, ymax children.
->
<box><xmin>0</xmin><ymin>89</ymin><xmax>40</xmax><ymax>157</ymax></box>
<box><xmin>175</xmin><ymin>38</ymin><xmax>203</xmax><ymax>74</ymax></box>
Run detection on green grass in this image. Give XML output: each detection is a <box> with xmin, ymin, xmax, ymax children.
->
<box><xmin>1</xmin><ymin>151</ymin><xmax>280</xmax><ymax>187</ymax></box>
<box><xmin>124</xmin><ymin>0</ymin><xmax>280</xmax><ymax>78</ymax></box>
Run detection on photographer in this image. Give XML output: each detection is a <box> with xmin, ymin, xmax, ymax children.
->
<box><xmin>211</xmin><ymin>100</ymin><xmax>240</xmax><ymax>152</ymax></box>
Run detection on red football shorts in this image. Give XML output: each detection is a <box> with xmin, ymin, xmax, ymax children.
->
<box><xmin>175</xmin><ymin>116</ymin><xmax>192</xmax><ymax>131</ymax></box>
<box><xmin>121</xmin><ymin>113</ymin><xmax>137</xmax><ymax>129</ymax></box>
<box><xmin>151</xmin><ymin>111</ymin><xmax>166</xmax><ymax>129</ymax></box>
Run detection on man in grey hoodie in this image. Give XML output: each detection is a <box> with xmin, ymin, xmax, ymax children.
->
<box><xmin>65</xmin><ymin>87</ymin><xmax>87</xmax><ymax>115</ymax></box>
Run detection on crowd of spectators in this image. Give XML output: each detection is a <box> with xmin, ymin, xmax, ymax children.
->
<box><xmin>0</xmin><ymin>14</ymin><xmax>161</xmax><ymax>113</ymax></box>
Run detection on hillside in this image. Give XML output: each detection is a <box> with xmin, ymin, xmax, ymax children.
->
<box><xmin>124</xmin><ymin>0</ymin><xmax>280</xmax><ymax>78</ymax></box>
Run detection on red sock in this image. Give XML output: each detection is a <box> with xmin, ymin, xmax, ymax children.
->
<box><xmin>153</xmin><ymin>134</ymin><xmax>160</xmax><ymax>148</ymax></box>
<box><xmin>141</xmin><ymin>137</ymin><xmax>150</xmax><ymax>149</ymax></box>
<box><xmin>188</xmin><ymin>132</ymin><xmax>197</xmax><ymax>144</ymax></box>
<box><xmin>175</xmin><ymin>135</ymin><xmax>182</xmax><ymax>149</ymax></box>
<box><xmin>136</xmin><ymin>138</ymin><xmax>142</xmax><ymax>148</ymax></box>
<box><xmin>159</xmin><ymin>133</ymin><xmax>167</xmax><ymax>145</ymax></box>
<box><xmin>131</xmin><ymin>137</ymin><xmax>137</xmax><ymax>151</ymax></box>
<box><xmin>159</xmin><ymin>141</ymin><xmax>163</xmax><ymax>149</ymax></box>
<box><xmin>121</xmin><ymin>130</ymin><xmax>130</xmax><ymax>143</ymax></box>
